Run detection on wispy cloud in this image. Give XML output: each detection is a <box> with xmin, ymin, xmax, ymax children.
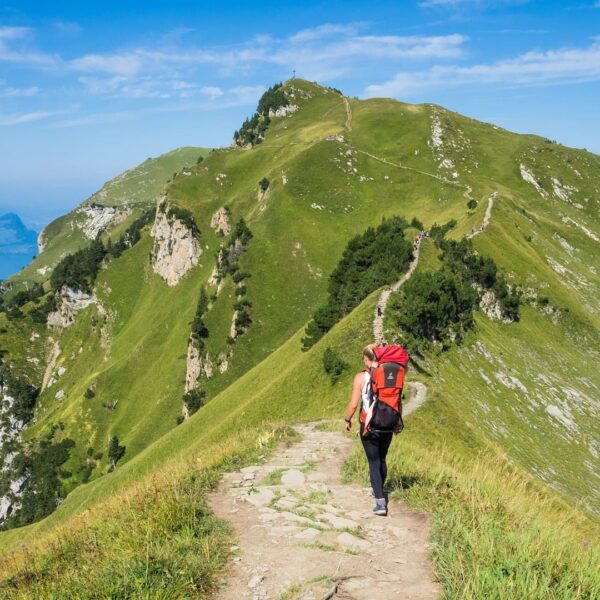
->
<box><xmin>66</xmin><ymin>27</ymin><xmax>467</xmax><ymax>95</ymax></box>
<box><xmin>0</xmin><ymin>25</ymin><xmax>58</xmax><ymax>67</ymax></box>
<box><xmin>419</xmin><ymin>0</ymin><xmax>528</xmax><ymax>8</ymax></box>
<box><xmin>289</xmin><ymin>23</ymin><xmax>362</xmax><ymax>43</ymax></box>
<box><xmin>66</xmin><ymin>25</ymin><xmax>467</xmax><ymax>99</ymax></box>
<box><xmin>0</xmin><ymin>110</ymin><xmax>55</xmax><ymax>126</ymax></box>
<box><xmin>0</xmin><ymin>79</ymin><xmax>39</xmax><ymax>96</ymax></box>
<box><xmin>365</xmin><ymin>37</ymin><xmax>600</xmax><ymax>97</ymax></box>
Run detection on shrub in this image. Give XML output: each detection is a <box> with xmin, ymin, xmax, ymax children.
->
<box><xmin>322</xmin><ymin>347</ymin><xmax>348</xmax><ymax>384</ymax></box>
<box><xmin>393</xmin><ymin>269</ymin><xmax>479</xmax><ymax>344</ymax></box>
<box><xmin>190</xmin><ymin>287</ymin><xmax>209</xmax><ymax>350</ymax></box>
<box><xmin>51</xmin><ymin>238</ymin><xmax>106</xmax><ymax>293</ymax></box>
<box><xmin>0</xmin><ymin>426</ymin><xmax>75</xmax><ymax>529</ymax></box>
<box><xmin>234</xmin><ymin>83</ymin><xmax>289</xmax><ymax>146</ymax></box>
<box><xmin>410</xmin><ymin>217</ymin><xmax>424</xmax><ymax>230</ymax></box>
<box><xmin>467</xmin><ymin>199</ymin><xmax>478</xmax><ymax>210</ymax></box>
<box><xmin>183</xmin><ymin>388</ymin><xmax>206</xmax><ymax>417</ymax></box>
<box><xmin>259</xmin><ymin>177</ymin><xmax>270</xmax><ymax>191</ymax></box>
<box><xmin>107</xmin><ymin>436</ymin><xmax>126</xmax><ymax>470</ymax></box>
<box><xmin>29</xmin><ymin>294</ymin><xmax>57</xmax><ymax>324</ymax></box>
<box><xmin>302</xmin><ymin>216</ymin><xmax>412</xmax><ymax>349</ymax></box>
<box><xmin>107</xmin><ymin>210</ymin><xmax>153</xmax><ymax>258</ymax></box>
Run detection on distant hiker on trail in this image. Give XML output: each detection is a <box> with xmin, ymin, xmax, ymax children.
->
<box><xmin>343</xmin><ymin>344</ymin><xmax>409</xmax><ymax>517</ymax></box>
<box><xmin>377</xmin><ymin>306</ymin><xmax>382</xmax><ymax>317</ymax></box>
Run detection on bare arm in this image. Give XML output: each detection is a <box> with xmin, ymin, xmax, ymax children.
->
<box><xmin>344</xmin><ymin>372</ymin><xmax>364</xmax><ymax>431</ymax></box>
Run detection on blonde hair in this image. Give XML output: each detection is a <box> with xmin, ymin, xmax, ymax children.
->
<box><xmin>362</xmin><ymin>344</ymin><xmax>376</xmax><ymax>361</ymax></box>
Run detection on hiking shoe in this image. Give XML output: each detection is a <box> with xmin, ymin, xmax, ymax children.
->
<box><xmin>373</xmin><ymin>500</ymin><xmax>387</xmax><ymax>516</ymax></box>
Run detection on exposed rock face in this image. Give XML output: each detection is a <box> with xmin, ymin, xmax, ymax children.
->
<box><xmin>0</xmin><ymin>386</ymin><xmax>27</xmax><ymax>524</ymax></box>
<box><xmin>151</xmin><ymin>202</ymin><xmax>201</xmax><ymax>286</ymax></box>
<box><xmin>76</xmin><ymin>204</ymin><xmax>132</xmax><ymax>240</ymax></box>
<box><xmin>230</xmin><ymin>311</ymin><xmax>239</xmax><ymax>340</ymax></box>
<box><xmin>217</xmin><ymin>352</ymin><xmax>229</xmax><ymax>374</ymax></box>
<box><xmin>37</xmin><ymin>227</ymin><xmax>47</xmax><ymax>253</ymax></box>
<box><xmin>268</xmin><ymin>104</ymin><xmax>298</xmax><ymax>118</ymax></box>
<box><xmin>480</xmin><ymin>290</ymin><xmax>503</xmax><ymax>321</ymax></box>
<box><xmin>210</xmin><ymin>207</ymin><xmax>231</xmax><ymax>236</ymax></box>
<box><xmin>185</xmin><ymin>342</ymin><xmax>202</xmax><ymax>393</ymax></box>
<box><xmin>0</xmin><ymin>386</ymin><xmax>24</xmax><ymax>446</ymax></box>
<box><xmin>208</xmin><ymin>264</ymin><xmax>220</xmax><ymax>287</ymax></box>
<box><xmin>479</xmin><ymin>289</ymin><xmax>514</xmax><ymax>324</ymax></box>
<box><xmin>520</xmin><ymin>164</ymin><xmax>548</xmax><ymax>199</ymax></box>
<box><xmin>47</xmin><ymin>286</ymin><xmax>97</xmax><ymax>328</ymax></box>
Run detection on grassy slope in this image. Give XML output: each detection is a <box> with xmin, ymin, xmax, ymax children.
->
<box><xmin>1</xmin><ymin>80</ymin><xmax>599</xmax><ymax>595</ymax></box>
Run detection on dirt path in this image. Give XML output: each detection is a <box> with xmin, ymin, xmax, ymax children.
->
<box><xmin>210</xmin><ymin>390</ymin><xmax>438</xmax><ymax>600</ymax></box>
<box><xmin>467</xmin><ymin>192</ymin><xmax>497</xmax><ymax>239</ymax></box>
<box><xmin>373</xmin><ymin>241</ymin><xmax>422</xmax><ymax>345</ymax></box>
<box><xmin>343</xmin><ymin>97</ymin><xmax>352</xmax><ymax>132</ymax></box>
<box><xmin>355</xmin><ymin>149</ymin><xmax>469</xmax><ymax>193</ymax></box>
<box><xmin>41</xmin><ymin>338</ymin><xmax>60</xmax><ymax>390</ymax></box>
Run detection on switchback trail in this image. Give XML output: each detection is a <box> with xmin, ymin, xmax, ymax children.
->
<box><xmin>467</xmin><ymin>192</ymin><xmax>497</xmax><ymax>239</ymax></box>
<box><xmin>210</xmin><ymin>388</ymin><xmax>438</xmax><ymax>600</ymax></box>
<box><xmin>373</xmin><ymin>241</ymin><xmax>422</xmax><ymax>345</ymax></box>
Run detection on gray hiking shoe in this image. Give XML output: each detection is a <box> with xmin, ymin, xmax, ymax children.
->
<box><xmin>373</xmin><ymin>499</ymin><xmax>387</xmax><ymax>516</ymax></box>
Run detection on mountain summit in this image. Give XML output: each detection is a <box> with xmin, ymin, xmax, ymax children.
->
<box><xmin>0</xmin><ymin>80</ymin><xmax>598</xmax><ymax>597</ymax></box>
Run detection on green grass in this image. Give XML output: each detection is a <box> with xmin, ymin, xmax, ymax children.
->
<box><xmin>1</xmin><ymin>78</ymin><xmax>599</xmax><ymax>597</ymax></box>
<box><xmin>0</xmin><ymin>426</ymin><xmax>292</xmax><ymax>599</ymax></box>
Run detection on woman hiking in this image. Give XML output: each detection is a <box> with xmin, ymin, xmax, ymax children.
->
<box><xmin>343</xmin><ymin>344</ymin><xmax>393</xmax><ymax>516</ymax></box>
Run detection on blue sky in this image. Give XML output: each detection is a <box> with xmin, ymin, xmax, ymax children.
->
<box><xmin>0</xmin><ymin>0</ymin><xmax>599</xmax><ymax>230</ymax></box>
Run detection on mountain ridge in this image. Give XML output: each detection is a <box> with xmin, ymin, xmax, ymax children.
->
<box><xmin>0</xmin><ymin>79</ymin><xmax>598</xmax><ymax>597</ymax></box>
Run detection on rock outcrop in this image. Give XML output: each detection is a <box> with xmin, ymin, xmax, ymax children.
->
<box><xmin>210</xmin><ymin>207</ymin><xmax>231</xmax><ymax>236</ymax></box>
<box><xmin>47</xmin><ymin>286</ymin><xmax>98</xmax><ymax>329</ymax></box>
<box><xmin>0</xmin><ymin>386</ymin><xmax>27</xmax><ymax>524</ymax></box>
<box><xmin>37</xmin><ymin>227</ymin><xmax>47</xmax><ymax>253</ymax></box>
<box><xmin>150</xmin><ymin>201</ymin><xmax>201</xmax><ymax>286</ymax></box>
<box><xmin>76</xmin><ymin>204</ymin><xmax>132</xmax><ymax>240</ymax></box>
<box><xmin>185</xmin><ymin>342</ymin><xmax>206</xmax><ymax>393</ymax></box>
<box><xmin>268</xmin><ymin>104</ymin><xmax>298</xmax><ymax>118</ymax></box>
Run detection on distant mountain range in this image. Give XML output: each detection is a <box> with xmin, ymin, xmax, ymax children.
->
<box><xmin>0</xmin><ymin>212</ymin><xmax>38</xmax><ymax>280</ymax></box>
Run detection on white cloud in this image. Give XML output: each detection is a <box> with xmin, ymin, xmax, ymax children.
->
<box><xmin>289</xmin><ymin>23</ymin><xmax>362</xmax><ymax>43</ymax></box>
<box><xmin>200</xmin><ymin>85</ymin><xmax>224</xmax><ymax>97</ymax></box>
<box><xmin>71</xmin><ymin>52</ymin><xmax>144</xmax><ymax>76</ymax></box>
<box><xmin>419</xmin><ymin>0</ymin><xmax>528</xmax><ymax>7</ymax></box>
<box><xmin>365</xmin><ymin>37</ymin><xmax>600</xmax><ymax>97</ymax></box>
<box><xmin>0</xmin><ymin>110</ymin><xmax>55</xmax><ymax>126</ymax></box>
<box><xmin>0</xmin><ymin>26</ymin><xmax>57</xmax><ymax>67</ymax></box>
<box><xmin>0</xmin><ymin>85</ymin><xmax>39</xmax><ymax>97</ymax></box>
<box><xmin>67</xmin><ymin>27</ymin><xmax>467</xmax><ymax>83</ymax></box>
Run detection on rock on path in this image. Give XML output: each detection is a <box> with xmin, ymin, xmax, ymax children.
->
<box><xmin>210</xmin><ymin>398</ymin><xmax>439</xmax><ymax>599</ymax></box>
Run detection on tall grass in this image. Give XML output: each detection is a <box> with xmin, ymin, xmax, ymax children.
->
<box><xmin>343</xmin><ymin>433</ymin><xmax>600</xmax><ymax>599</ymax></box>
<box><xmin>0</xmin><ymin>426</ymin><xmax>292</xmax><ymax>599</ymax></box>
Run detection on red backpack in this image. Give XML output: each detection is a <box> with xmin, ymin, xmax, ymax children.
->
<box><xmin>363</xmin><ymin>345</ymin><xmax>409</xmax><ymax>435</ymax></box>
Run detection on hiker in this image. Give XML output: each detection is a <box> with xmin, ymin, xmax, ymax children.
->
<box><xmin>343</xmin><ymin>344</ymin><xmax>408</xmax><ymax>516</ymax></box>
<box><xmin>377</xmin><ymin>306</ymin><xmax>382</xmax><ymax>317</ymax></box>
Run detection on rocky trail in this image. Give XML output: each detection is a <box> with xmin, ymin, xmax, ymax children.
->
<box><xmin>467</xmin><ymin>192</ymin><xmax>497</xmax><ymax>239</ymax></box>
<box><xmin>343</xmin><ymin>97</ymin><xmax>353</xmax><ymax>132</ymax></box>
<box><xmin>373</xmin><ymin>241</ymin><xmax>422</xmax><ymax>345</ymax></box>
<box><xmin>210</xmin><ymin>387</ymin><xmax>438</xmax><ymax>600</ymax></box>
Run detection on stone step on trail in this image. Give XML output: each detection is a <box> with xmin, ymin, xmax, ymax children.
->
<box><xmin>210</xmin><ymin>414</ymin><xmax>439</xmax><ymax>599</ymax></box>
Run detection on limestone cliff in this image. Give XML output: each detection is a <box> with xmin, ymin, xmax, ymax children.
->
<box><xmin>150</xmin><ymin>201</ymin><xmax>201</xmax><ymax>286</ymax></box>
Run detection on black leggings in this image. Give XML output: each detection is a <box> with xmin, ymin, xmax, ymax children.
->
<box><xmin>360</xmin><ymin>422</ymin><xmax>393</xmax><ymax>499</ymax></box>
